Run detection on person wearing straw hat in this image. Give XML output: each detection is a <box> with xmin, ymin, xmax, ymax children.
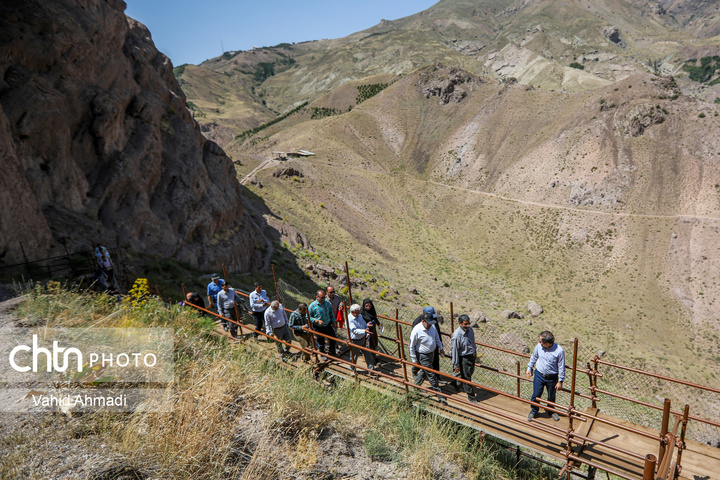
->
<box><xmin>348</xmin><ymin>303</ymin><xmax>375</xmax><ymax>374</ymax></box>
<box><xmin>527</xmin><ymin>331</ymin><xmax>565</xmax><ymax>422</ymax></box>
<box><xmin>409</xmin><ymin>312</ymin><xmax>448</xmax><ymax>406</ymax></box>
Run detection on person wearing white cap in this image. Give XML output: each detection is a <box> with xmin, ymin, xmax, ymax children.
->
<box><xmin>348</xmin><ymin>303</ymin><xmax>375</xmax><ymax>374</ymax></box>
<box><xmin>409</xmin><ymin>312</ymin><xmax>448</xmax><ymax>405</ymax></box>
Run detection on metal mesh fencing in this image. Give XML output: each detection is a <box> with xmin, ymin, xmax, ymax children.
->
<box><xmin>275</xmin><ymin>280</ymin><xmax>720</xmax><ymax>446</ymax></box>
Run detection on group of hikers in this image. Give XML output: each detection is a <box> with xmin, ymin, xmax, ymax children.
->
<box><xmin>185</xmin><ymin>275</ymin><xmax>565</xmax><ymax>421</ymax></box>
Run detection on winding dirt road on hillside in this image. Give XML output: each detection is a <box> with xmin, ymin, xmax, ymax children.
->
<box><xmin>244</xmin><ymin>157</ymin><xmax>720</xmax><ymax>223</ymax></box>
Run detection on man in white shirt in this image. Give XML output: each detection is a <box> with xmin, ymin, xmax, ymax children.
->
<box><xmin>249</xmin><ymin>282</ymin><xmax>270</xmax><ymax>340</ymax></box>
<box><xmin>348</xmin><ymin>303</ymin><xmax>374</xmax><ymax>374</ymax></box>
<box><xmin>264</xmin><ymin>300</ymin><xmax>293</xmax><ymax>360</ymax></box>
<box><xmin>409</xmin><ymin>312</ymin><xmax>448</xmax><ymax>405</ymax></box>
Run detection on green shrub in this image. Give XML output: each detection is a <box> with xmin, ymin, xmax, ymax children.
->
<box><xmin>569</xmin><ymin>62</ymin><xmax>585</xmax><ymax>70</ymax></box>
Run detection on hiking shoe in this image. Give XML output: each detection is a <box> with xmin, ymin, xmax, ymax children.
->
<box><xmin>552</xmin><ymin>413</ymin><xmax>560</xmax><ymax>421</ymax></box>
<box><xmin>223</xmin><ymin>325</ymin><xmax>229</xmax><ymax>332</ymax></box>
<box><xmin>437</xmin><ymin>396</ymin><xmax>449</xmax><ymax>406</ymax></box>
<box><xmin>468</xmin><ymin>396</ymin><xmax>478</xmax><ymax>404</ymax></box>
<box><xmin>527</xmin><ymin>412</ymin><xmax>535</xmax><ymax>422</ymax></box>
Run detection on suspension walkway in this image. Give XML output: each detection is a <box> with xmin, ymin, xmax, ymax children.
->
<box><xmin>182</xmin><ymin>276</ymin><xmax>720</xmax><ymax>480</ymax></box>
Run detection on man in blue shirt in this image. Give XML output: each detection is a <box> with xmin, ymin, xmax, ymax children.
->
<box><xmin>206</xmin><ymin>274</ymin><xmax>224</xmax><ymax>313</ymax></box>
<box><xmin>527</xmin><ymin>331</ymin><xmax>565</xmax><ymax>422</ymax></box>
<box><xmin>308</xmin><ymin>289</ymin><xmax>336</xmax><ymax>359</ymax></box>
<box><xmin>249</xmin><ymin>282</ymin><xmax>270</xmax><ymax>340</ymax></box>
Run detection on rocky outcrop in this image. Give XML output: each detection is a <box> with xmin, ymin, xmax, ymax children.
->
<box><xmin>0</xmin><ymin>0</ymin><xmax>258</xmax><ymax>270</ymax></box>
<box><xmin>603</xmin><ymin>26</ymin><xmax>625</xmax><ymax>46</ymax></box>
<box><xmin>418</xmin><ymin>65</ymin><xmax>482</xmax><ymax>105</ymax></box>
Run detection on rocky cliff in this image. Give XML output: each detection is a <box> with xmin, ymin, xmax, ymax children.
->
<box><xmin>0</xmin><ymin>0</ymin><xmax>258</xmax><ymax>271</ymax></box>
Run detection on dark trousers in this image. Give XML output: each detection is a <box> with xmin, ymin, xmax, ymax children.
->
<box><xmin>314</xmin><ymin>324</ymin><xmax>336</xmax><ymax>357</ymax></box>
<box><xmin>222</xmin><ymin>309</ymin><xmax>239</xmax><ymax>337</ymax></box>
<box><xmin>415</xmin><ymin>352</ymin><xmax>440</xmax><ymax>389</ymax></box>
<box><xmin>530</xmin><ymin>371</ymin><xmax>558</xmax><ymax>414</ymax></box>
<box><xmin>272</xmin><ymin>324</ymin><xmax>292</xmax><ymax>355</ymax></box>
<box><xmin>453</xmin><ymin>354</ymin><xmax>476</xmax><ymax>397</ymax></box>
<box><xmin>252</xmin><ymin>311</ymin><xmax>265</xmax><ymax>338</ymax></box>
<box><xmin>412</xmin><ymin>347</ymin><xmax>440</xmax><ymax>377</ymax></box>
<box><xmin>350</xmin><ymin>337</ymin><xmax>375</xmax><ymax>370</ymax></box>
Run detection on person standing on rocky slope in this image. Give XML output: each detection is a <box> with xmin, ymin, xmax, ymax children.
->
<box><xmin>249</xmin><ymin>282</ymin><xmax>270</xmax><ymax>341</ymax></box>
<box><xmin>451</xmin><ymin>314</ymin><xmax>478</xmax><ymax>403</ymax></box>
<box><xmin>206</xmin><ymin>274</ymin><xmax>224</xmax><ymax>314</ymax></box>
<box><xmin>309</xmin><ymin>289</ymin><xmax>337</xmax><ymax>359</ymax></box>
<box><xmin>185</xmin><ymin>291</ymin><xmax>206</xmax><ymax>314</ymax></box>
<box><xmin>527</xmin><ymin>331</ymin><xmax>565</xmax><ymax>422</ymax></box>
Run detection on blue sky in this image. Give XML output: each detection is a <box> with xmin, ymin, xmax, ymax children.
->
<box><xmin>125</xmin><ymin>0</ymin><xmax>438</xmax><ymax>67</ymax></box>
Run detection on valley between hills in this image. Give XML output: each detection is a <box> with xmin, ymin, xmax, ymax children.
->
<box><xmin>175</xmin><ymin>0</ymin><xmax>720</xmax><ymax>392</ymax></box>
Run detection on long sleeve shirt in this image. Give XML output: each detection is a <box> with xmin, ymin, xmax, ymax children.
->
<box><xmin>348</xmin><ymin>313</ymin><xmax>368</xmax><ymax>340</ymax></box>
<box><xmin>288</xmin><ymin>310</ymin><xmax>308</xmax><ymax>332</ymax></box>
<box><xmin>249</xmin><ymin>290</ymin><xmax>270</xmax><ymax>312</ymax></box>
<box><xmin>408</xmin><ymin>323</ymin><xmax>441</xmax><ymax>363</ymax></box>
<box><xmin>207</xmin><ymin>280</ymin><xmax>224</xmax><ymax>303</ymax></box>
<box><xmin>264</xmin><ymin>305</ymin><xmax>288</xmax><ymax>335</ymax></box>
<box><xmin>527</xmin><ymin>342</ymin><xmax>566</xmax><ymax>382</ymax></box>
<box><xmin>308</xmin><ymin>300</ymin><xmax>333</xmax><ymax>327</ymax></box>
<box><xmin>216</xmin><ymin>288</ymin><xmax>240</xmax><ymax>317</ymax></box>
<box><xmin>451</xmin><ymin>326</ymin><xmax>476</xmax><ymax>368</ymax></box>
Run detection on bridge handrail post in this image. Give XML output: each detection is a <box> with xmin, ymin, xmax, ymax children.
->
<box><xmin>643</xmin><ymin>454</ymin><xmax>657</xmax><ymax>480</ymax></box>
<box><xmin>569</xmin><ymin>338</ymin><xmax>578</xmax><ymax>431</ymax></box>
<box><xmin>396</xmin><ymin>310</ymin><xmax>410</xmax><ymax>404</ymax></box>
<box><xmin>673</xmin><ymin>404</ymin><xmax>689</xmax><ymax>480</ymax></box>
<box><xmin>658</xmin><ymin>398</ymin><xmax>671</xmax><ymax>463</ymax></box>
<box><xmin>516</xmin><ymin>361</ymin><xmax>520</xmax><ymax>397</ymax></box>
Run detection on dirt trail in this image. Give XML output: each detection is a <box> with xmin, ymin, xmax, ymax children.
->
<box><xmin>239</xmin><ymin>158</ymin><xmax>282</xmax><ymax>272</ymax></box>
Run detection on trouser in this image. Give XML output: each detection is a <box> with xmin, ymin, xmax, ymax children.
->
<box><xmin>314</xmin><ymin>324</ymin><xmax>336</xmax><ymax>357</ymax></box>
<box><xmin>453</xmin><ymin>354</ymin><xmax>476</xmax><ymax>397</ymax></box>
<box><xmin>368</xmin><ymin>330</ymin><xmax>379</xmax><ymax>363</ymax></box>
<box><xmin>415</xmin><ymin>352</ymin><xmax>440</xmax><ymax>389</ymax></box>
<box><xmin>350</xmin><ymin>337</ymin><xmax>375</xmax><ymax>371</ymax></box>
<box><xmin>412</xmin><ymin>347</ymin><xmax>440</xmax><ymax>377</ymax></box>
<box><xmin>224</xmin><ymin>308</ymin><xmax>239</xmax><ymax>338</ymax></box>
<box><xmin>293</xmin><ymin>330</ymin><xmax>313</xmax><ymax>361</ymax></box>
<box><xmin>530</xmin><ymin>371</ymin><xmax>558</xmax><ymax>414</ymax></box>
<box><xmin>252</xmin><ymin>311</ymin><xmax>266</xmax><ymax>338</ymax></box>
<box><xmin>272</xmin><ymin>324</ymin><xmax>293</xmax><ymax>355</ymax></box>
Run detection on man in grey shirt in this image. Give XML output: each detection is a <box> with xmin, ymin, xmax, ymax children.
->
<box><xmin>264</xmin><ymin>300</ymin><xmax>293</xmax><ymax>360</ymax></box>
<box><xmin>451</xmin><ymin>314</ymin><xmax>478</xmax><ymax>403</ymax></box>
<box><xmin>217</xmin><ymin>283</ymin><xmax>242</xmax><ymax>338</ymax></box>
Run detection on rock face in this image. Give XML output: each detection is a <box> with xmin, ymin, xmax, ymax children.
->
<box><xmin>0</xmin><ymin>0</ymin><xmax>258</xmax><ymax>271</ymax></box>
<box><xmin>418</xmin><ymin>65</ymin><xmax>483</xmax><ymax>105</ymax></box>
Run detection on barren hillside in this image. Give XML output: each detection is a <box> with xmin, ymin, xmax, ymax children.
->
<box><xmin>234</xmin><ymin>65</ymin><xmax>720</xmax><ymax>383</ymax></box>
